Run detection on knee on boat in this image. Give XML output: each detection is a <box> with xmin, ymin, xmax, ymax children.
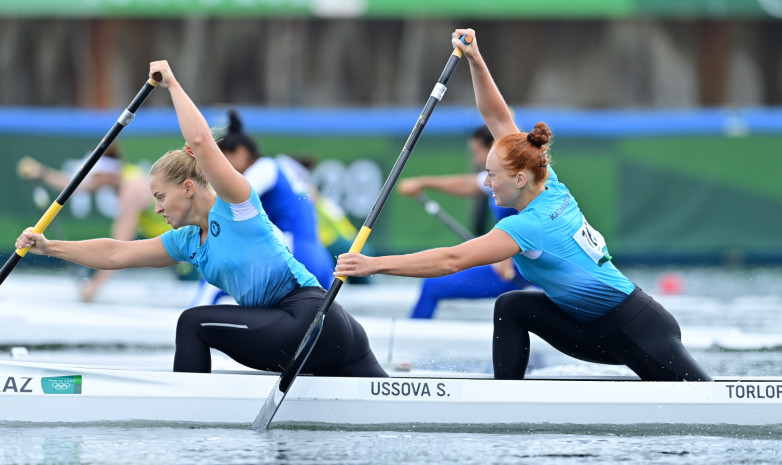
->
<box><xmin>493</xmin><ymin>292</ymin><xmax>519</xmax><ymax>323</ymax></box>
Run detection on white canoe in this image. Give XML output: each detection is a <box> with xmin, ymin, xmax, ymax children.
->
<box><xmin>2</xmin><ymin>360</ymin><xmax>782</xmax><ymax>431</ymax></box>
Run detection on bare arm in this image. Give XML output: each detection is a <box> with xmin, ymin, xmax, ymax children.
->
<box><xmin>398</xmin><ymin>174</ymin><xmax>484</xmax><ymax>197</ymax></box>
<box><xmin>16</xmin><ymin>230</ymin><xmax>176</xmax><ymax>270</ymax></box>
<box><xmin>111</xmin><ymin>177</ymin><xmax>151</xmax><ymax>241</ymax></box>
<box><xmin>150</xmin><ymin>60</ymin><xmax>251</xmax><ymax>204</ymax></box>
<box><xmin>17</xmin><ymin>157</ymin><xmax>120</xmax><ymax>192</ymax></box>
<box><xmin>335</xmin><ymin>228</ymin><xmax>520</xmax><ymax>278</ymax></box>
<box><xmin>81</xmin><ymin>177</ymin><xmax>154</xmax><ymax>301</ymax></box>
<box><xmin>452</xmin><ymin>28</ymin><xmax>520</xmax><ymax>140</ymax></box>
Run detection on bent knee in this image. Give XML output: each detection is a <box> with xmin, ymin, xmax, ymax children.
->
<box><xmin>176</xmin><ymin>306</ymin><xmax>211</xmax><ymax>333</ymax></box>
<box><xmin>494</xmin><ymin>291</ymin><xmax>525</xmax><ymax>321</ymax></box>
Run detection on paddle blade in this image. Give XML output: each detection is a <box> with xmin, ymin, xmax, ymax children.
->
<box><xmin>253</xmin><ymin>311</ymin><xmax>326</xmax><ymax>430</ymax></box>
<box><xmin>253</xmin><ymin>379</ymin><xmax>285</xmax><ymax>430</ymax></box>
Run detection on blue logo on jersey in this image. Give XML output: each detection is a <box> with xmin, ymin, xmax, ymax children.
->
<box><xmin>210</xmin><ymin>220</ymin><xmax>221</xmax><ymax>237</ymax></box>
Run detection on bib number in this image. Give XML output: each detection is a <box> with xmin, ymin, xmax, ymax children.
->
<box><xmin>573</xmin><ymin>217</ymin><xmax>612</xmax><ymax>266</ymax></box>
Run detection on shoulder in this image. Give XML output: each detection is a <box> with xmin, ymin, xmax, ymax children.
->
<box><xmin>245</xmin><ymin>158</ymin><xmax>277</xmax><ymax>176</ymax></box>
<box><xmin>213</xmin><ymin>190</ymin><xmax>262</xmax><ymax>221</ymax></box>
<box><xmin>495</xmin><ymin>210</ymin><xmax>543</xmax><ymax>251</ymax></box>
<box><xmin>497</xmin><ymin>210</ymin><xmax>536</xmax><ymax>231</ymax></box>
<box><xmin>543</xmin><ymin>166</ymin><xmax>571</xmax><ymax>197</ymax></box>
<box><xmin>524</xmin><ymin>187</ymin><xmax>575</xmax><ymax>227</ymax></box>
<box><xmin>160</xmin><ymin>225</ymin><xmax>199</xmax><ymax>256</ymax></box>
<box><xmin>164</xmin><ymin>225</ymin><xmax>200</xmax><ymax>241</ymax></box>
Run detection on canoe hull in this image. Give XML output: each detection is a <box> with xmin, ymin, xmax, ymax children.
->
<box><xmin>2</xmin><ymin>361</ymin><xmax>781</xmax><ymax>429</ymax></box>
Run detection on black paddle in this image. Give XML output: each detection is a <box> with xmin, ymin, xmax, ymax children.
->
<box><xmin>22</xmin><ymin>176</ymin><xmax>90</xmax><ymax>280</ymax></box>
<box><xmin>415</xmin><ymin>192</ymin><xmax>530</xmax><ymax>289</ymax></box>
<box><xmin>0</xmin><ymin>73</ymin><xmax>161</xmax><ymax>286</ymax></box>
<box><xmin>253</xmin><ymin>35</ymin><xmax>473</xmax><ymax>431</ymax></box>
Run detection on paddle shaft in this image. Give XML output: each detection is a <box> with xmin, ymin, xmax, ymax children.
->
<box><xmin>415</xmin><ymin>192</ymin><xmax>474</xmax><ymax>241</ymax></box>
<box><xmin>0</xmin><ymin>73</ymin><xmax>161</xmax><ymax>286</ymax></box>
<box><xmin>415</xmin><ymin>192</ymin><xmax>529</xmax><ymax>289</ymax></box>
<box><xmin>254</xmin><ymin>37</ymin><xmax>471</xmax><ymax>431</ymax></box>
<box><xmin>24</xmin><ymin>178</ymin><xmax>91</xmax><ymax>281</ymax></box>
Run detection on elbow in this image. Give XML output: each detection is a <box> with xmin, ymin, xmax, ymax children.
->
<box><xmin>188</xmin><ymin>135</ymin><xmax>208</xmax><ymax>150</ymax></box>
<box><xmin>440</xmin><ymin>256</ymin><xmax>465</xmax><ymax>276</ymax></box>
<box><xmin>102</xmin><ymin>256</ymin><xmax>123</xmax><ymax>271</ymax></box>
<box><xmin>187</xmin><ymin>129</ymin><xmax>214</xmax><ymax>151</ymax></box>
<box><xmin>103</xmin><ymin>247</ymin><xmax>129</xmax><ymax>270</ymax></box>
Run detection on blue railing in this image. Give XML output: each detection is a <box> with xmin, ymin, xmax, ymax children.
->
<box><xmin>1</xmin><ymin>106</ymin><xmax>781</xmax><ymax>138</ymax></box>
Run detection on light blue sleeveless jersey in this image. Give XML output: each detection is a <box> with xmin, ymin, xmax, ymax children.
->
<box><xmin>161</xmin><ymin>188</ymin><xmax>319</xmax><ymax>308</ymax></box>
<box><xmin>495</xmin><ymin>166</ymin><xmax>635</xmax><ymax>322</ymax></box>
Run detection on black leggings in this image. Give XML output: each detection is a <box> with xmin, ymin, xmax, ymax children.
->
<box><xmin>173</xmin><ymin>287</ymin><xmax>388</xmax><ymax>377</ymax></box>
<box><xmin>492</xmin><ymin>287</ymin><xmax>712</xmax><ymax>381</ymax></box>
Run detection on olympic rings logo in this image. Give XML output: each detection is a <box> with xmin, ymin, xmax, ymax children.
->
<box><xmin>50</xmin><ymin>383</ymin><xmax>71</xmax><ymax>390</ymax></box>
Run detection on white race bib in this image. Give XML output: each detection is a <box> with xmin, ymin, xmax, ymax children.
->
<box><xmin>573</xmin><ymin>216</ymin><xmax>612</xmax><ymax>266</ymax></box>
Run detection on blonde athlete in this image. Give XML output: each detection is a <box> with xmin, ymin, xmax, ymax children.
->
<box><xmin>17</xmin><ymin>60</ymin><xmax>386</xmax><ymax>378</ymax></box>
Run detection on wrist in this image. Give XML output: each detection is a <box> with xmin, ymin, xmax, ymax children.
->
<box><xmin>468</xmin><ymin>52</ymin><xmax>485</xmax><ymax>69</ymax></box>
<box><xmin>368</xmin><ymin>257</ymin><xmax>381</xmax><ymax>276</ymax></box>
<box><xmin>40</xmin><ymin>239</ymin><xmax>57</xmax><ymax>257</ymax></box>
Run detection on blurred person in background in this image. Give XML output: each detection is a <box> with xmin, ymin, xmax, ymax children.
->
<box><xmin>16</xmin><ymin>60</ymin><xmax>387</xmax><ymax>378</ymax></box>
<box><xmin>218</xmin><ymin>110</ymin><xmax>334</xmax><ymax>289</ymax></box>
<box><xmin>17</xmin><ymin>145</ymin><xmax>175</xmax><ymax>302</ymax></box>
<box><xmin>279</xmin><ymin>153</ymin><xmax>373</xmax><ymax>285</ymax></box>
<box><xmin>336</xmin><ymin>29</ymin><xmax>710</xmax><ymax>382</ymax></box>
<box><xmin>396</xmin><ymin>125</ymin><xmax>534</xmax><ymax>319</ymax></box>
<box><xmin>400</xmin><ymin>125</ymin><xmax>501</xmax><ymax>236</ymax></box>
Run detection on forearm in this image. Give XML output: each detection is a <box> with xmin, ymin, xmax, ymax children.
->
<box><xmin>40</xmin><ymin>170</ymin><xmax>118</xmax><ymax>193</ymax></box>
<box><xmin>467</xmin><ymin>53</ymin><xmax>519</xmax><ymax>138</ymax></box>
<box><xmin>167</xmin><ymin>82</ymin><xmax>215</xmax><ymax>154</ymax></box>
<box><xmin>165</xmin><ymin>78</ymin><xmax>250</xmax><ymax>203</ymax></box>
<box><xmin>38</xmin><ymin>169</ymin><xmax>72</xmax><ymax>191</ymax></box>
<box><xmin>337</xmin><ymin>230</ymin><xmax>518</xmax><ymax>279</ymax></box>
<box><xmin>418</xmin><ymin>175</ymin><xmax>483</xmax><ymax>197</ymax></box>
<box><xmin>371</xmin><ymin>248</ymin><xmax>465</xmax><ymax>278</ymax></box>
<box><xmin>44</xmin><ymin>238</ymin><xmax>135</xmax><ymax>270</ymax></box>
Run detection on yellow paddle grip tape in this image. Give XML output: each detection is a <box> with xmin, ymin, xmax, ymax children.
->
<box><xmin>452</xmin><ymin>47</ymin><xmax>463</xmax><ymax>59</ymax></box>
<box><xmin>148</xmin><ymin>77</ymin><xmax>159</xmax><ymax>87</ymax></box>
<box><xmin>336</xmin><ymin>225</ymin><xmax>372</xmax><ymax>282</ymax></box>
<box><xmin>17</xmin><ymin>202</ymin><xmax>63</xmax><ymax>258</ymax></box>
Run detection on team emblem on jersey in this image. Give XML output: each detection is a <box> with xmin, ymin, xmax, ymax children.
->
<box><xmin>210</xmin><ymin>220</ymin><xmax>221</xmax><ymax>237</ymax></box>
